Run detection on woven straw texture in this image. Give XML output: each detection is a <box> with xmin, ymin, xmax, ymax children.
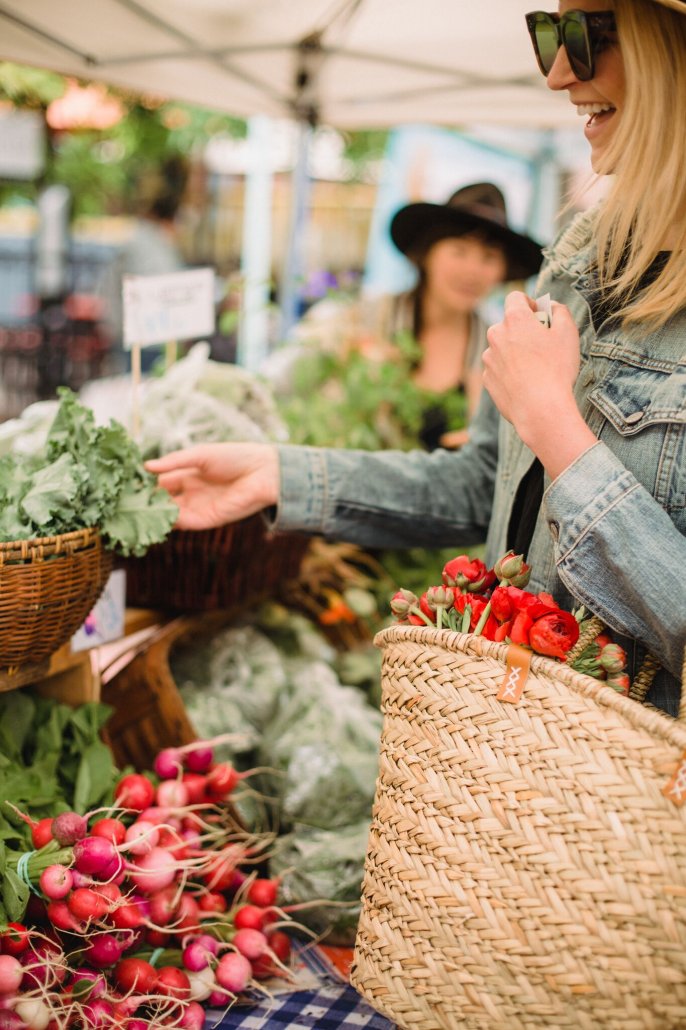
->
<box><xmin>0</xmin><ymin>528</ymin><xmax>113</xmax><ymax>667</ymax></box>
<box><xmin>351</xmin><ymin>625</ymin><xmax>686</xmax><ymax>1030</ymax></box>
<box><xmin>118</xmin><ymin>515</ymin><xmax>309</xmax><ymax>611</ymax></box>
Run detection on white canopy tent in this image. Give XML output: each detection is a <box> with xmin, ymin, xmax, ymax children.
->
<box><xmin>0</xmin><ymin>0</ymin><xmax>588</xmax><ymax>364</ymax></box>
<box><xmin>0</xmin><ymin>0</ymin><xmax>577</xmax><ymax>130</ymax></box>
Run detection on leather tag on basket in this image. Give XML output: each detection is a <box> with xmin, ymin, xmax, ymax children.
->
<box><xmin>497</xmin><ymin>644</ymin><xmax>532</xmax><ymax>704</ymax></box>
<box><xmin>663</xmin><ymin>752</ymin><xmax>686</xmax><ymax>807</ymax></box>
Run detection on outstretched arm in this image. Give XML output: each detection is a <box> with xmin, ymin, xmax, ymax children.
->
<box><xmin>145</xmin><ymin>442</ymin><xmax>279</xmax><ymax>530</ymax></box>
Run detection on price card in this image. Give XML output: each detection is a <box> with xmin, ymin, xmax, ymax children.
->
<box><xmin>71</xmin><ymin>570</ymin><xmax>126</xmax><ymax>651</ymax></box>
<box><xmin>122</xmin><ymin>267</ymin><xmax>215</xmax><ymax>349</ymax></box>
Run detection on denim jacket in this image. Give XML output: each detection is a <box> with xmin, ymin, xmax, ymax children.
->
<box><xmin>273</xmin><ymin>208</ymin><xmax>686</xmax><ymax>715</ymax></box>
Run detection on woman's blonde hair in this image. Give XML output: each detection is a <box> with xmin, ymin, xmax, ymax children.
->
<box><xmin>594</xmin><ymin>0</ymin><xmax>686</xmax><ymax>329</ymax></box>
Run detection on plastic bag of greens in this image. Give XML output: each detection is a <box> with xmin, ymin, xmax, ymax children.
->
<box><xmin>172</xmin><ymin>625</ymin><xmax>288</xmax><ymax>757</ymax></box>
<box><xmin>270</xmin><ymin>819</ymin><xmax>371</xmax><ymax>942</ymax></box>
<box><xmin>258</xmin><ymin>661</ymin><xmax>382</xmax><ymax>830</ymax></box>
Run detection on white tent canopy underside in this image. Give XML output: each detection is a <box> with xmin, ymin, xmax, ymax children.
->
<box><xmin>0</xmin><ymin>0</ymin><xmax>579</xmax><ymax>129</ymax></box>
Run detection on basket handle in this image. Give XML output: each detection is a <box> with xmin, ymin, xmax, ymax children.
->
<box><xmin>566</xmin><ymin>614</ymin><xmax>686</xmax><ymax>723</ymax></box>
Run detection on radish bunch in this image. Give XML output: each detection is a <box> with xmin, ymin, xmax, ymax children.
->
<box><xmin>0</xmin><ymin>739</ymin><xmax>298</xmax><ymax>1029</ymax></box>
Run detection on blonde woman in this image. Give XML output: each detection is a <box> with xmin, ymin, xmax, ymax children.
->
<box><xmin>147</xmin><ymin>0</ymin><xmax>686</xmax><ymax>715</ymax></box>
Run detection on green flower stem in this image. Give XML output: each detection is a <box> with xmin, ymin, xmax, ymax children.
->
<box><xmin>460</xmin><ymin>605</ymin><xmax>472</xmax><ymax>634</ymax></box>
<box><xmin>473</xmin><ymin>601</ymin><xmax>492</xmax><ymax>637</ymax></box>
<box><xmin>436</xmin><ymin>607</ymin><xmax>444</xmax><ymax>631</ymax></box>
<box><xmin>408</xmin><ymin>605</ymin><xmax>435</xmax><ymax>628</ymax></box>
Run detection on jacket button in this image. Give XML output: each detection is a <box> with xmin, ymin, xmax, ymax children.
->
<box><xmin>624</xmin><ymin>410</ymin><xmax>644</xmax><ymax>424</ymax></box>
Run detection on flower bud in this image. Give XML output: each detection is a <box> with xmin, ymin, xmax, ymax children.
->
<box><xmin>424</xmin><ymin>586</ymin><xmax>455</xmax><ymax>612</ymax></box>
<box><xmin>599</xmin><ymin>643</ymin><xmax>627</xmax><ymax>675</ymax></box>
<box><xmin>390</xmin><ymin>589</ymin><xmax>418</xmax><ymax>620</ymax></box>
<box><xmin>606</xmin><ymin>671</ymin><xmax>630</xmax><ymax>696</ymax></box>
<box><xmin>493</xmin><ymin>551</ymin><xmax>531</xmax><ymax>587</ymax></box>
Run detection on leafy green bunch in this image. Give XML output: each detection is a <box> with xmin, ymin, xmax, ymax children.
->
<box><xmin>0</xmin><ymin>389</ymin><xmax>178</xmax><ymax>555</ymax></box>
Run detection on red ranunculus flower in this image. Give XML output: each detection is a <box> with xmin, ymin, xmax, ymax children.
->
<box><xmin>528</xmin><ymin>610</ymin><xmax>580</xmax><ymax>659</ymax></box>
<box><xmin>442</xmin><ymin>555</ymin><xmax>495</xmax><ymax>593</ymax></box>
<box><xmin>510</xmin><ymin>610</ymin><xmax>534</xmax><ymax>646</ymax></box>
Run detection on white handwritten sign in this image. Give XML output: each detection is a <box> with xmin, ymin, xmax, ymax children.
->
<box><xmin>72</xmin><ymin>570</ymin><xmax>126</xmax><ymax>652</ymax></box>
<box><xmin>123</xmin><ymin>267</ymin><xmax>215</xmax><ymax>349</ymax></box>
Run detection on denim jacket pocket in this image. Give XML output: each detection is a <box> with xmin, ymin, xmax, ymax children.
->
<box><xmin>587</xmin><ymin>348</ymin><xmax>686</xmax><ymax>520</ymax></box>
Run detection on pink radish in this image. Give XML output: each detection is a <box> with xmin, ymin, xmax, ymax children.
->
<box><xmin>0</xmin><ymin>956</ymin><xmax>23</xmax><ymax>994</ymax></box>
<box><xmin>39</xmin><ymin>864</ymin><xmax>73</xmax><ymax>900</ymax></box>
<box><xmin>178</xmin><ymin>1000</ymin><xmax>206</xmax><ymax>1029</ymax></box>
<box><xmin>85</xmin><ymin>933</ymin><xmax>124</xmax><ymax>968</ymax></box>
<box><xmin>233</xmin><ymin>928</ymin><xmax>268</xmax><ymax>961</ymax></box>
<box><xmin>215</xmin><ymin>952</ymin><xmax>252</xmax><ymax>994</ymax></box>
<box><xmin>184</xmin><ymin>745</ymin><xmax>213</xmax><ymax>773</ymax></box>
<box><xmin>156</xmin><ymin>780</ymin><xmax>189</xmax><ymax>808</ymax></box>
<box><xmin>153</xmin><ymin>747</ymin><xmax>183</xmax><ymax>779</ymax></box>
<box><xmin>127</xmin><ymin>848</ymin><xmax>176</xmax><ymax>893</ymax></box>
<box><xmin>125</xmin><ymin>821</ymin><xmax>160</xmax><ymax>856</ymax></box>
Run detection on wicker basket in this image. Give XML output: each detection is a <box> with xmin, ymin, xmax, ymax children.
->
<box><xmin>350</xmin><ymin>625</ymin><xmax>686</xmax><ymax>1030</ymax></box>
<box><xmin>118</xmin><ymin>516</ymin><xmax>309</xmax><ymax>612</ymax></box>
<box><xmin>0</xmin><ymin>528</ymin><xmax>113</xmax><ymax>669</ymax></box>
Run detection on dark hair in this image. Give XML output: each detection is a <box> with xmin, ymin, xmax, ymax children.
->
<box><xmin>138</xmin><ymin>154</ymin><xmax>189</xmax><ymax>221</ymax></box>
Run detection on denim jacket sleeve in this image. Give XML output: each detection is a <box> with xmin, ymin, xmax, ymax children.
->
<box><xmin>271</xmin><ymin>388</ymin><xmax>500</xmax><ymax>550</ymax></box>
<box><xmin>545</xmin><ymin>441</ymin><xmax>686</xmax><ymax>679</ymax></box>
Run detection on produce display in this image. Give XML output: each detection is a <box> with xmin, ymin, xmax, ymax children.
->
<box><xmin>0</xmin><ymin>692</ymin><xmax>314</xmax><ymax>1030</ymax></box>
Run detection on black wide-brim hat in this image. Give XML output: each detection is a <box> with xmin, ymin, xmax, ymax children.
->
<box><xmin>650</xmin><ymin>0</ymin><xmax>685</xmax><ymax>10</ymax></box>
<box><xmin>390</xmin><ymin>182</ymin><xmax>543</xmax><ymax>282</ymax></box>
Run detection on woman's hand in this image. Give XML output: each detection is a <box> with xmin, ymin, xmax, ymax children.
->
<box><xmin>484</xmin><ymin>291</ymin><xmax>597</xmax><ymax>478</ymax></box>
<box><xmin>145</xmin><ymin>442</ymin><xmax>280</xmax><ymax>530</ymax></box>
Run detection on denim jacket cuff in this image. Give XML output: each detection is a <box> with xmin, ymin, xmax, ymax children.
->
<box><xmin>268</xmin><ymin>444</ymin><xmax>327</xmax><ymax>533</ymax></box>
<box><xmin>543</xmin><ymin>441</ymin><xmax>634</xmax><ymax>554</ymax></box>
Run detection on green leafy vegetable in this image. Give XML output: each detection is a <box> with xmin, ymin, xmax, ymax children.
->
<box><xmin>0</xmin><ymin>388</ymin><xmax>177</xmax><ymax>555</ymax></box>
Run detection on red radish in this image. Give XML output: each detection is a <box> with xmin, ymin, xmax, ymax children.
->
<box><xmin>246</xmin><ymin>878</ymin><xmax>279</xmax><ymax>908</ymax></box>
<box><xmin>206</xmin><ymin>763</ymin><xmax>239</xmax><ymax>798</ymax></box>
<box><xmin>73</xmin><ymin>836</ymin><xmax>117</xmax><ymax>877</ymax></box>
<box><xmin>232</xmin><ymin>928</ymin><xmax>268</xmax><ymax>961</ymax></box>
<box><xmin>39</xmin><ymin>864</ymin><xmax>73</xmax><ymax>900</ymax></box>
<box><xmin>145</xmin><ymin>928</ymin><xmax>169</xmax><ymax>947</ymax></box>
<box><xmin>46</xmin><ymin>900</ymin><xmax>79</xmax><ymax>932</ymax></box>
<box><xmin>156</xmin><ymin>780</ymin><xmax>189</xmax><ymax>808</ymax></box>
<box><xmin>99</xmin><ymin>851</ymin><xmax>126</xmax><ymax>884</ymax></box>
<box><xmin>109</xmin><ymin>902</ymin><xmax>144</xmax><ymax>931</ymax></box>
<box><xmin>178</xmin><ymin>1000</ymin><xmax>206</xmax><ymax>1029</ymax></box>
<box><xmin>127</xmin><ymin>847</ymin><xmax>176</xmax><ymax>893</ymax></box>
<box><xmin>181</xmin><ymin>773</ymin><xmax>208</xmax><ymax>804</ymax></box>
<box><xmin>153</xmin><ymin>747</ymin><xmax>182</xmax><ymax>780</ymax></box>
<box><xmin>0</xmin><ymin>1013</ymin><xmax>24</xmax><ymax>1029</ymax></box>
<box><xmin>114</xmin><ymin>774</ymin><xmax>155</xmax><ymax>812</ymax></box>
<box><xmin>252</xmin><ymin>930</ymin><xmax>292</xmax><ymax>979</ymax></box>
<box><xmin>156</xmin><ymin>965</ymin><xmax>190</xmax><ymax>1001</ymax></box>
<box><xmin>69</xmin><ymin>968</ymin><xmax>107</xmax><ymax>999</ymax></box>
<box><xmin>175</xmin><ymin>893</ymin><xmax>201</xmax><ymax>933</ymax></box>
<box><xmin>197</xmin><ymin>892</ymin><xmax>227</xmax><ymax>914</ymax></box>
<box><xmin>114</xmin><ymin>957</ymin><xmax>157</xmax><ymax>994</ymax></box>
<box><xmin>148</xmin><ymin>886</ymin><xmax>179</xmax><ymax>927</ymax></box>
<box><xmin>233</xmin><ymin>905</ymin><xmax>267</xmax><ymax>931</ymax></box>
<box><xmin>91</xmin><ymin>818</ymin><xmax>126</xmax><ymax>846</ymax></box>
<box><xmin>68</xmin><ymin>887</ymin><xmax>110</xmax><ymax>923</ymax></box>
<box><xmin>0</xmin><ymin>924</ymin><xmax>29</xmax><ymax>957</ymax></box>
<box><xmin>0</xmin><ymin>955</ymin><xmax>23</xmax><ymax>993</ymax></box>
<box><xmin>125</xmin><ymin>821</ymin><xmax>160</xmax><ymax>856</ymax></box>
<box><xmin>51</xmin><ymin>811</ymin><xmax>87</xmax><ymax>846</ymax></box>
<box><xmin>215</xmin><ymin>952</ymin><xmax>251</xmax><ymax>994</ymax></box>
<box><xmin>126</xmin><ymin>1023</ymin><xmax>150</xmax><ymax>1030</ymax></box>
<box><xmin>84</xmin><ymin>933</ymin><xmax>123</xmax><ymax>968</ymax></box>
<box><xmin>208</xmin><ymin>988</ymin><xmax>232</xmax><ymax>1007</ymax></box>
<box><xmin>21</xmin><ymin>942</ymin><xmax>66</xmax><ymax>989</ymax></box>
<box><xmin>92</xmin><ymin>881</ymin><xmax>121</xmax><ymax>905</ymax></box>
<box><xmin>31</xmin><ymin>818</ymin><xmax>54</xmax><ymax>849</ymax></box>
<box><xmin>184</xmin><ymin>745</ymin><xmax>213</xmax><ymax>774</ymax></box>
<box><xmin>14</xmin><ymin>997</ymin><xmax>51</xmax><ymax>1030</ymax></box>
<box><xmin>157</xmin><ymin>827</ymin><xmax>190</xmax><ymax>861</ymax></box>
<box><xmin>81</xmin><ymin>1000</ymin><xmax>115</xmax><ymax>1026</ymax></box>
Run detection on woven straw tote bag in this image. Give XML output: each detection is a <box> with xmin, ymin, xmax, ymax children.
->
<box><xmin>350</xmin><ymin>625</ymin><xmax>686</xmax><ymax>1030</ymax></box>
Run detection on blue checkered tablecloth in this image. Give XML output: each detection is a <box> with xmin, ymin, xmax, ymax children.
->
<box><xmin>206</xmin><ymin>982</ymin><xmax>395</xmax><ymax>1029</ymax></box>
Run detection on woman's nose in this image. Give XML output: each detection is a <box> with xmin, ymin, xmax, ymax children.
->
<box><xmin>546</xmin><ymin>43</ymin><xmax>580</xmax><ymax>91</ymax></box>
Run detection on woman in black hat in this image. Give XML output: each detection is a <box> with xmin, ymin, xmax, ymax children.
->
<box><xmin>387</xmin><ymin>182</ymin><xmax>541</xmax><ymax>448</ymax></box>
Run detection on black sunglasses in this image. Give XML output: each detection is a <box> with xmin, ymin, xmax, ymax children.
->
<box><xmin>525</xmin><ymin>10</ymin><xmax>617</xmax><ymax>81</ymax></box>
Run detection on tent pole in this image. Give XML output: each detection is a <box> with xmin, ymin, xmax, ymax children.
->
<box><xmin>278</xmin><ymin>119</ymin><xmax>312</xmax><ymax>343</ymax></box>
<box><xmin>237</xmin><ymin>114</ymin><xmax>274</xmax><ymax>371</ymax></box>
